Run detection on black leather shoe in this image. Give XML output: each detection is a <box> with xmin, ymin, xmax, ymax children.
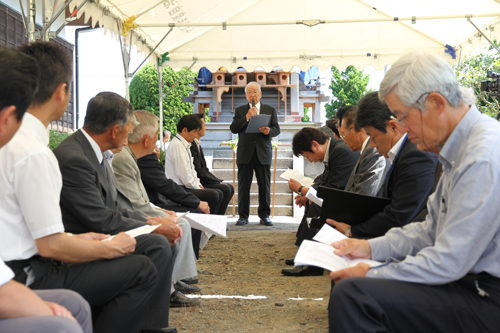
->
<box><xmin>140</xmin><ymin>327</ymin><xmax>177</xmax><ymax>333</ymax></box>
<box><xmin>281</xmin><ymin>265</ymin><xmax>323</xmax><ymax>276</ymax></box>
<box><xmin>285</xmin><ymin>258</ymin><xmax>295</xmax><ymax>266</ymax></box>
<box><xmin>236</xmin><ymin>218</ymin><xmax>248</xmax><ymax>225</ymax></box>
<box><xmin>181</xmin><ymin>277</ymin><xmax>198</xmax><ymax>285</ymax></box>
<box><xmin>174</xmin><ymin>280</ymin><xmax>200</xmax><ymax>294</ymax></box>
<box><xmin>259</xmin><ymin>217</ymin><xmax>273</xmax><ymax>226</ymax></box>
<box><xmin>170</xmin><ymin>291</ymin><xmax>201</xmax><ymax>307</ymax></box>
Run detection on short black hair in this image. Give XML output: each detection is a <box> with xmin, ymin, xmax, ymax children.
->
<box><xmin>355</xmin><ymin>91</ymin><xmax>394</xmax><ymax>133</ymax></box>
<box><xmin>84</xmin><ymin>92</ymin><xmax>134</xmax><ymax>134</ymax></box>
<box><xmin>177</xmin><ymin>114</ymin><xmax>202</xmax><ymax>133</ymax></box>
<box><xmin>336</xmin><ymin>105</ymin><xmax>356</xmax><ymax>124</ymax></box>
<box><xmin>342</xmin><ymin>106</ymin><xmax>359</xmax><ymax>132</ymax></box>
<box><xmin>325</xmin><ymin>117</ymin><xmax>340</xmax><ymax>138</ymax></box>
<box><xmin>0</xmin><ymin>46</ymin><xmax>40</xmax><ymax>120</ymax></box>
<box><xmin>292</xmin><ymin>127</ymin><xmax>328</xmax><ymax>157</ymax></box>
<box><xmin>19</xmin><ymin>42</ymin><xmax>72</xmax><ymax>107</ymax></box>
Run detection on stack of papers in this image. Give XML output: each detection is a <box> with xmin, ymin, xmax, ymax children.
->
<box><xmin>280</xmin><ymin>169</ymin><xmax>314</xmax><ymax>187</ymax></box>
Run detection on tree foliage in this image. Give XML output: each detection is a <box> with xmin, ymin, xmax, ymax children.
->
<box><xmin>129</xmin><ymin>63</ymin><xmax>196</xmax><ymax>136</ymax></box>
<box><xmin>325</xmin><ymin>65</ymin><xmax>371</xmax><ymax>118</ymax></box>
<box><xmin>455</xmin><ymin>42</ymin><xmax>500</xmax><ymax>117</ymax></box>
<box><xmin>48</xmin><ymin>130</ymin><xmax>71</xmax><ymax>150</ymax></box>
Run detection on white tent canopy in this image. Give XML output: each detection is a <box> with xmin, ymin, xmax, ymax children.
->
<box><xmin>71</xmin><ymin>0</ymin><xmax>500</xmax><ymax>72</ymax></box>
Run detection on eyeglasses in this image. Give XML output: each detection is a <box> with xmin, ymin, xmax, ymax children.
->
<box><xmin>340</xmin><ymin>126</ymin><xmax>353</xmax><ymax>141</ymax></box>
<box><xmin>390</xmin><ymin>92</ymin><xmax>432</xmax><ymax>125</ymax></box>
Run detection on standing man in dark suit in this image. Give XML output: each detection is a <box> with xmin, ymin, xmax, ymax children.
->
<box><xmin>327</xmin><ymin>92</ymin><xmax>437</xmax><ymax>239</ymax></box>
<box><xmin>230</xmin><ymin>82</ymin><xmax>280</xmax><ymax>226</ymax></box>
<box><xmin>191</xmin><ymin>114</ymin><xmax>234</xmax><ymax>215</ymax></box>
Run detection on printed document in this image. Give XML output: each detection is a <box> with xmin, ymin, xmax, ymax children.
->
<box><xmin>305</xmin><ymin>187</ymin><xmax>323</xmax><ymax>207</ymax></box>
<box><xmin>313</xmin><ymin>224</ymin><xmax>347</xmax><ymax>244</ymax></box>
<box><xmin>280</xmin><ymin>169</ymin><xmax>314</xmax><ymax>187</ymax></box>
<box><xmin>184</xmin><ymin>213</ymin><xmax>227</xmax><ymax>238</ymax></box>
<box><xmin>294</xmin><ymin>240</ymin><xmax>382</xmax><ymax>272</ymax></box>
<box><xmin>102</xmin><ymin>224</ymin><xmax>161</xmax><ymax>241</ymax></box>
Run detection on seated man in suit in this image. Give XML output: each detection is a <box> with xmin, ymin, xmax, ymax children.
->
<box><xmin>338</xmin><ymin>106</ymin><xmax>388</xmax><ymax>196</ymax></box>
<box><xmin>328</xmin><ymin>52</ymin><xmax>500</xmax><ymax>333</ymax></box>
<box><xmin>165</xmin><ymin>114</ymin><xmax>222</xmax><ymax>215</ymax></box>
<box><xmin>54</xmin><ymin>91</ymin><xmax>181</xmax><ymax>333</ymax></box>
<box><xmin>327</xmin><ymin>91</ymin><xmax>437</xmax><ymax>239</ymax></box>
<box><xmin>282</xmin><ymin>127</ymin><xmax>356</xmax><ymax>276</ymax></box>
<box><xmin>0</xmin><ymin>45</ymin><xmax>91</xmax><ymax>333</ymax></box>
<box><xmin>112</xmin><ymin>110</ymin><xmax>201</xmax><ymax>305</ymax></box>
<box><xmin>191</xmin><ymin>114</ymin><xmax>234</xmax><ymax>215</ymax></box>
<box><xmin>3</xmin><ymin>42</ymin><xmax>169</xmax><ymax>333</ymax></box>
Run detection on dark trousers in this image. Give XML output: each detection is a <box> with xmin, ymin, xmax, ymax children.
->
<box><xmin>237</xmin><ymin>151</ymin><xmax>271</xmax><ymax>219</ymax></box>
<box><xmin>295</xmin><ymin>201</ymin><xmax>322</xmax><ymax>246</ymax></box>
<box><xmin>204</xmin><ymin>182</ymin><xmax>234</xmax><ymax>215</ymax></box>
<box><xmin>185</xmin><ymin>187</ymin><xmax>222</xmax><ymax>215</ymax></box>
<box><xmin>31</xmin><ymin>234</ymin><xmax>173</xmax><ymax>333</ymax></box>
<box><xmin>329</xmin><ymin>276</ymin><xmax>500</xmax><ymax>333</ymax></box>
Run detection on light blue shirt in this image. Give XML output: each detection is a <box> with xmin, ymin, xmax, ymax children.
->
<box><xmin>367</xmin><ymin>106</ymin><xmax>500</xmax><ymax>284</ymax></box>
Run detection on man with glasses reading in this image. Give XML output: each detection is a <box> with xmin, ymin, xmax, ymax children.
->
<box><xmin>338</xmin><ymin>106</ymin><xmax>388</xmax><ymax>196</ymax></box>
<box><xmin>327</xmin><ymin>91</ymin><xmax>437</xmax><ymax>239</ymax></box>
<box><xmin>327</xmin><ymin>52</ymin><xmax>500</xmax><ymax>333</ymax></box>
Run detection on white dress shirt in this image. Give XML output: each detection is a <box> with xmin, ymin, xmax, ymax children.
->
<box><xmin>0</xmin><ymin>260</ymin><xmax>14</xmax><ymax>287</ymax></box>
<box><xmin>0</xmin><ymin>113</ymin><xmax>65</xmax><ymax>261</ymax></box>
<box><xmin>387</xmin><ymin>133</ymin><xmax>407</xmax><ymax>164</ymax></box>
<box><xmin>164</xmin><ymin>134</ymin><xmax>201</xmax><ymax>189</ymax></box>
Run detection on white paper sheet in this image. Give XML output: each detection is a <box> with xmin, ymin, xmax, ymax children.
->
<box><xmin>294</xmin><ymin>240</ymin><xmax>382</xmax><ymax>272</ymax></box>
<box><xmin>305</xmin><ymin>187</ymin><xmax>323</xmax><ymax>207</ymax></box>
<box><xmin>183</xmin><ymin>213</ymin><xmax>227</xmax><ymax>238</ymax></box>
<box><xmin>101</xmin><ymin>224</ymin><xmax>161</xmax><ymax>241</ymax></box>
<box><xmin>313</xmin><ymin>224</ymin><xmax>347</xmax><ymax>244</ymax></box>
<box><xmin>280</xmin><ymin>169</ymin><xmax>314</xmax><ymax>187</ymax></box>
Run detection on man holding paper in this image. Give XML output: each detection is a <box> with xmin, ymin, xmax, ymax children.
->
<box><xmin>328</xmin><ymin>53</ymin><xmax>500</xmax><ymax>333</ymax></box>
<box><xmin>282</xmin><ymin>128</ymin><xmax>355</xmax><ymax>276</ymax></box>
<box><xmin>230</xmin><ymin>82</ymin><xmax>280</xmax><ymax>226</ymax></box>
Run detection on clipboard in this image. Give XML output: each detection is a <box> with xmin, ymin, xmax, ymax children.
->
<box><xmin>310</xmin><ymin>186</ymin><xmax>391</xmax><ymax>229</ymax></box>
<box><xmin>245</xmin><ymin>114</ymin><xmax>271</xmax><ymax>133</ymax></box>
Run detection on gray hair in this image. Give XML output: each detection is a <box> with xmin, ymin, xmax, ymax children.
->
<box><xmin>163</xmin><ymin>129</ymin><xmax>171</xmax><ymax>137</ymax></box>
<box><xmin>460</xmin><ymin>86</ymin><xmax>476</xmax><ymax>106</ymax></box>
<box><xmin>128</xmin><ymin>110</ymin><xmax>159</xmax><ymax>144</ymax></box>
<box><xmin>379</xmin><ymin>52</ymin><xmax>463</xmax><ymax>110</ymax></box>
<box><xmin>245</xmin><ymin>81</ymin><xmax>261</xmax><ymax>93</ymax></box>
<box><xmin>84</xmin><ymin>91</ymin><xmax>133</xmax><ymax>134</ymax></box>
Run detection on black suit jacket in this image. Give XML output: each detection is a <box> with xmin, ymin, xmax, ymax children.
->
<box><xmin>351</xmin><ymin>138</ymin><xmax>437</xmax><ymax>238</ymax></box>
<box><xmin>53</xmin><ymin>130</ymin><xmax>147</xmax><ymax>235</ymax></box>
<box><xmin>229</xmin><ymin>103</ymin><xmax>280</xmax><ymax>165</ymax></box>
<box><xmin>190</xmin><ymin>142</ymin><xmax>222</xmax><ymax>185</ymax></box>
<box><xmin>137</xmin><ymin>153</ymin><xmax>201</xmax><ymax>209</ymax></box>
<box><xmin>312</xmin><ymin>138</ymin><xmax>358</xmax><ymax>191</ymax></box>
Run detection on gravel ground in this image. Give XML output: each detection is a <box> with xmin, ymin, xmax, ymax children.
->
<box><xmin>170</xmin><ymin>223</ymin><xmax>331</xmax><ymax>332</ymax></box>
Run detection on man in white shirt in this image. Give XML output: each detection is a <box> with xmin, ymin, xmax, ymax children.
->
<box><xmin>165</xmin><ymin>114</ymin><xmax>222</xmax><ymax>214</ymax></box>
<box><xmin>0</xmin><ymin>45</ymin><xmax>91</xmax><ymax>333</ymax></box>
<box><xmin>157</xmin><ymin>129</ymin><xmax>171</xmax><ymax>152</ymax></box>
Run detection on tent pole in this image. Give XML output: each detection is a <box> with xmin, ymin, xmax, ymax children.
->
<box><xmin>27</xmin><ymin>0</ymin><xmax>36</xmax><ymax>43</ymax></box>
<box><xmin>163</xmin><ymin>61</ymin><xmax>197</xmax><ymax>99</ymax></box>
<box><xmin>18</xmin><ymin>0</ymin><xmax>29</xmax><ymax>34</ymax></box>
<box><xmin>467</xmin><ymin>18</ymin><xmax>500</xmax><ymax>54</ymax></box>
<box><xmin>158</xmin><ymin>60</ymin><xmax>164</xmax><ymax>146</ymax></box>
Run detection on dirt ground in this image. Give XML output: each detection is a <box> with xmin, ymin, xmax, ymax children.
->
<box><xmin>170</xmin><ymin>223</ymin><xmax>331</xmax><ymax>332</ymax></box>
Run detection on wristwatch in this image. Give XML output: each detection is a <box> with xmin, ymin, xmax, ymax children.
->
<box><xmin>298</xmin><ymin>185</ymin><xmax>304</xmax><ymax>197</ymax></box>
<box><xmin>345</xmin><ymin>227</ymin><xmax>351</xmax><ymax>238</ymax></box>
